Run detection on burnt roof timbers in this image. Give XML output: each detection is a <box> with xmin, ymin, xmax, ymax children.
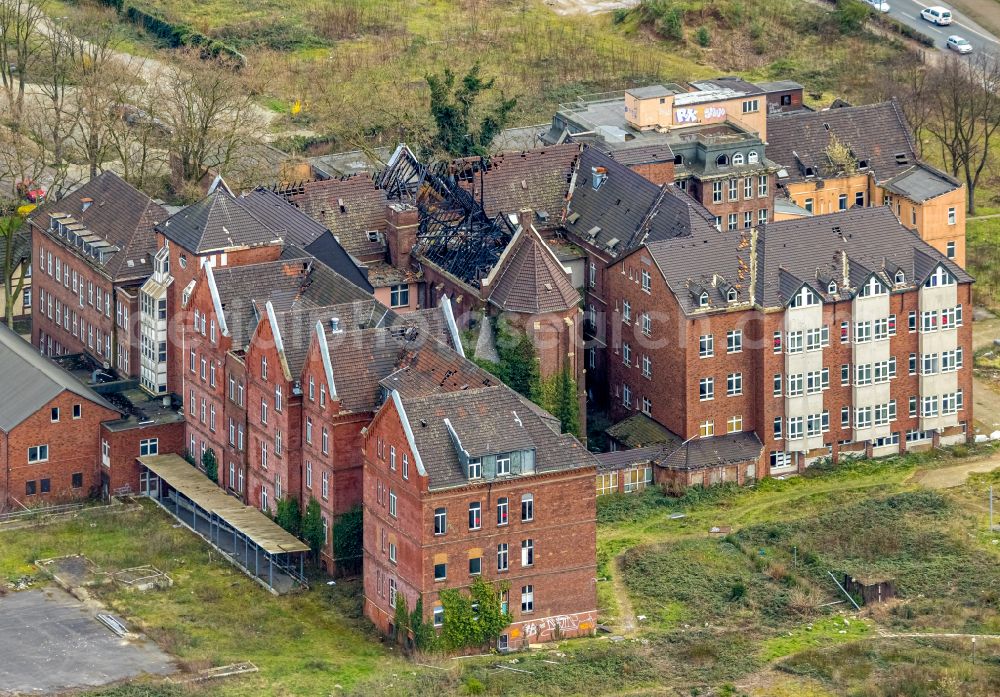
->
<box><xmin>377</xmin><ymin>145</ymin><xmax>516</xmax><ymax>288</ymax></box>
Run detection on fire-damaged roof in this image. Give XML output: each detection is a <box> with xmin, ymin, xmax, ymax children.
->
<box><xmin>28</xmin><ymin>171</ymin><xmax>167</xmax><ymax>281</ymax></box>
<box><xmin>450</xmin><ymin>144</ymin><xmax>580</xmax><ymax>224</ymax></box>
<box><xmin>377</xmin><ymin>145</ymin><xmax>518</xmax><ymax>290</ymax></box>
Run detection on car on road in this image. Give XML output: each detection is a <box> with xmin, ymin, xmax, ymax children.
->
<box><xmin>865</xmin><ymin>0</ymin><xmax>890</xmax><ymax>12</ymax></box>
<box><xmin>946</xmin><ymin>35</ymin><xmax>973</xmax><ymax>53</ymax></box>
<box><xmin>921</xmin><ymin>6</ymin><xmax>953</xmax><ymax>25</ymax></box>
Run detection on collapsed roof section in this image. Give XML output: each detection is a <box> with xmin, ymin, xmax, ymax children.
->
<box><xmin>377</xmin><ymin>145</ymin><xmax>517</xmax><ymax>289</ymax></box>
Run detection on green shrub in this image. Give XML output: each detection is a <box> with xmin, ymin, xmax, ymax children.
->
<box><xmin>696</xmin><ymin>26</ymin><xmax>711</xmax><ymax>47</ymax></box>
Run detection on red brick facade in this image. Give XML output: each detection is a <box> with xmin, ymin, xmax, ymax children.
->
<box><xmin>362</xmin><ymin>396</ymin><xmax>598</xmax><ymax>648</ymax></box>
<box><xmin>1</xmin><ymin>391</ymin><xmax>119</xmax><ymax>509</ymax></box>
<box><xmin>100</xmin><ymin>420</ymin><xmax>186</xmax><ymax>495</ymax></box>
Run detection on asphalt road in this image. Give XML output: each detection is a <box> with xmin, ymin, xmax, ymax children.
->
<box><xmin>883</xmin><ymin>0</ymin><xmax>1000</xmax><ymax>54</ymax></box>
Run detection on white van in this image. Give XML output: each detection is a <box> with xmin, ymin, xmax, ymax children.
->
<box><xmin>921</xmin><ymin>6</ymin><xmax>953</xmax><ymax>25</ymax></box>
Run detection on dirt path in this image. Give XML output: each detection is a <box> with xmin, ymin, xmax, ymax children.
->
<box><xmin>545</xmin><ymin>0</ymin><xmax>638</xmax><ymax>15</ymax></box>
<box><xmin>910</xmin><ymin>454</ymin><xmax>1000</xmax><ymax>488</ymax></box>
<box><xmin>611</xmin><ymin>555</ymin><xmax>638</xmax><ymax>634</ymax></box>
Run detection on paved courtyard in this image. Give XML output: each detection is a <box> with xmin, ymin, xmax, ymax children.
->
<box><xmin>0</xmin><ymin>588</ymin><xmax>175</xmax><ymax>695</ymax></box>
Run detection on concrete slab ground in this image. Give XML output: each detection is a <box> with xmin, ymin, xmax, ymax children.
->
<box><xmin>0</xmin><ymin>588</ymin><xmax>175</xmax><ymax>695</ymax></box>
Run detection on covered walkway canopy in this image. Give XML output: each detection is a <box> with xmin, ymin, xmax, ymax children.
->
<box><xmin>138</xmin><ymin>454</ymin><xmax>309</xmax><ymax>594</ymax></box>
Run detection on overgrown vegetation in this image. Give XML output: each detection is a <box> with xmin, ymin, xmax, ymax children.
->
<box><xmin>200</xmin><ymin>447</ymin><xmax>218</xmax><ymax>483</ymax></box>
<box><xmin>438</xmin><ymin>577</ymin><xmax>512</xmax><ymax>651</ymax></box>
<box><xmin>332</xmin><ymin>504</ymin><xmax>363</xmax><ymax>575</ymax></box>
<box><xmin>425</xmin><ymin>63</ymin><xmax>516</xmax><ymax>159</ymax></box>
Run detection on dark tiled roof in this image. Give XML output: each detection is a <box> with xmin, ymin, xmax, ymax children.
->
<box><xmin>325</xmin><ymin>326</ymin><xmax>408</xmax><ymax>412</ymax></box>
<box><xmin>594</xmin><ymin>444</ymin><xmax>673</xmax><ymax>473</ymax></box>
<box><xmin>881</xmin><ymin>164</ymin><xmax>960</xmax><ymax>203</ymax></box>
<box><xmin>0</xmin><ymin>224</ymin><xmax>30</xmax><ymax>274</ymax></box>
<box><xmin>601</xmin><ymin>143</ymin><xmax>675</xmax><ymax>166</ymax></box>
<box><xmin>380</xmin><ymin>339</ymin><xmax>496</xmax><ymax>400</ymax></box>
<box><xmin>646</xmin><ymin>224</ymin><xmax>753</xmax><ymax>315</ymax></box>
<box><xmin>304</xmin><ymin>230</ymin><xmax>374</xmax><ymax>293</ymax></box>
<box><xmin>275</xmin><ymin>176</ymin><xmax>389</xmax><ymax>259</ymax></box>
<box><xmin>606</xmin><ymin>413</ymin><xmax>681</xmax><ymax>449</ymax></box>
<box><xmin>157</xmin><ymin>187</ymin><xmax>280</xmax><ymax>254</ymax></box>
<box><xmin>658</xmin><ymin>431</ymin><xmax>762</xmax><ymax>471</ymax></box>
<box><xmin>757</xmin><ymin>207</ymin><xmax>972</xmax><ymax>308</ymax></box>
<box><xmin>275</xmin><ymin>300</ymin><xmax>386</xmax><ymax>379</ymax></box>
<box><xmin>767</xmin><ymin>101</ymin><xmax>917</xmax><ymax>184</ymax></box>
<box><xmin>28</xmin><ymin>171</ymin><xmax>167</xmax><ymax>281</ymax></box>
<box><xmin>400</xmin><ymin>385</ymin><xmax>596</xmax><ymax>491</ymax></box>
<box><xmin>241</xmin><ymin>188</ymin><xmax>329</xmax><ymax>247</ymax></box>
<box><xmin>451</xmin><ymin>144</ymin><xmax>580</xmax><ymax>222</ymax></box>
<box><xmin>210</xmin><ymin>257</ymin><xmax>375</xmax><ymax>349</ymax></box>
<box><xmin>564</xmin><ymin>147</ymin><xmax>661</xmax><ymax>255</ymax></box>
<box><xmin>484</xmin><ymin>228</ymin><xmax>579</xmax><ymax>314</ymax></box>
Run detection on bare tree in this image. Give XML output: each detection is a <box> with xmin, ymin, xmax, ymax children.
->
<box><xmin>0</xmin><ymin>122</ymin><xmax>49</xmax><ymax>200</ymax></box>
<box><xmin>33</xmin><ymin>18</ymin><xmax>80</xmax><ymax>198</ymax></box>
<box><xmin>925</xmin><ymin>52</ymin><xmax>1000</xmax><ymax>215</ymax></box>
<box><xmin>69</xmin><ymin>19</ymin><xmax>120</xmax><ymax>180</ymax></box>
<box><xmin>0</xmin><ymin>0</ymin><xmax>48</xmax><ymax>127</ymax></box>
<box><xmin>869</xmin><ymin>56</ymin><xmax>932</xmax><ymax>159</ymax></box>
<box><xmin>105</xmin><ymin>59</ymin><xmax>169</xmax><ymax>192</ymax></box>
<box><xmin>159</xmin><ymin>52</ymin><xmax>264</xmax><ymax>193</ymax></box>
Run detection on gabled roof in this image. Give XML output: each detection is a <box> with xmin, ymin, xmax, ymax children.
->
<box><xmin>0</xmin><ymin>323</ymin><xmax>119</xmax><ymax>431</ymax></box>
<box><xmin>208</xmin><ymin>256</ymin><xmax>375</xmax><ymax>349</ymax></box>
<box><xmin>274</xmin><ymin>175</ymin><xmax>389</xmax><ymax>259</ymax></box>
<box><xmin>380</xmin><ymin>337</ymin><xmax>496</xmax><ymax>401</ymax></box>
<box><xmin>483</xmin><ymin>226</ymin><xmax>579</xmax><ymax>314</ymax></box>
<box><xmin>757</xmin><ymin>206</ymin><xmax>972</xmax><ymax>308</ymax></box>
<box><xmin>451</xmin><ymin>144</ymin><xmax>580</xmax><ymax>223</ymax></box>
<box><xmin>398</xmin><ymin>385</ymin><xmax>596</xmax><ymax>490</ymax></box>
<box><xmin>303</xmin><ymin>231</ymin><xmax>373</xmax><ymax>293</ymax></box>
<box><xmin>157</xmin><ymin>186</ymin><xmax>280</xmax><ymax>254</ymax></box>
<box><xmin>658</xmin><ymin>431</ymin><xmax>762</xmax><ymax>471</ymax></box>
<box><xmin>28</xmin><ymin>171</ymin><xmax>167</xmax><ymax>281</ymax></box>
<box><xmin>564</xmin><ymin>147</ymin><xmax>661</xmax><ymax>255</ymax></box>
<box><xmin>564</xmin><ymin>147</ymin><xmax>717</xmax><ymax>258</ymax></box>
<box><xmin>767</xmin><ymin>101</ymin><xmax>917</xmax><ymax>184</ymax></box>
<box><xmin>241</xmin><ymin>187</ymin><xmax>329</xmax><ymax>247</ymax></box>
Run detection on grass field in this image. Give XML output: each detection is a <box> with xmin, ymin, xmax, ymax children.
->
<box><xmin>2</xmin><ymin>446</ymin><xmax>998</xmax><ymax>696</ymax></box>
<box><xmin>50</xmin><ymin>0</ymin><xmax>917</xmax><ymax>153</ymax></box>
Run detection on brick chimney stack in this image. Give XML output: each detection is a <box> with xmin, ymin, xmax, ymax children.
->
<box><xmin>386</xmin><ymin>203</ymin><xmax>420</xmax><ymax>269</ymax></box>
<box><xmin>516</xmin><ymin>208</ymin><xmax>534</xmax><ymax>232</ymax></box>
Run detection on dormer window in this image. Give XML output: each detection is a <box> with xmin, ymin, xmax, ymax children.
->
<box><xmin>859</xmin><ymin>276</ymin><xmax>887</xmax><ymax>297</ymax></box>
<box><xmin>748</xmin><ymin>151</ymin><xmax>759</xmax><ymax>164</ymax></box>
<box><xmin>496</xmin><ymin>453</ymin><xmax>511</xmax><ymax>476</ymax></box>
<box><xmin>804</xmin><ymin>166</ymin><xmax>815</xmax><ymax>177</ymax></box>
<box><xmin>894</xmin><ymin>269</ymin><xmax>905</xmax><ymax>285</ymax></box>
<box><xmin>716</xmin><ymin>154</ymin><xmax>730</xmax><ymax>167</ymax></box>
<box><xmin>828</xmin><ymin>280</ymin><xmax>837</xmax><ymax>294</ymax></box>
<box><xmin>726</xmin><ymin>288</ymin><xmax>738</xmax><ymax>302</ymax></box>
<box><xmin>732</xmin><ymin>152</ymin><xmax>745</xmax><ymax>166</ymax></box>
<box><xmin>790</xmin><ymin>286</ymin><xmax>820</xmax><ymax>308</ymax></box>
<box><xmin>699</xmin><ymin>291</ymin><xmax>709</xmax><ymax>307</ymax></box>
<box><xmin>674</xmin><ymin>154</ymin><xmax>683</xmax><ymax>165</ymax></box>
<box><xmin>468</xmin><ymin>457</ymin><xmax>482</xmax><ymax>479</ymax></box>
<box><xmin>924</xmin><ymin>265</ymin><xmax>957</xmax><ymax>288</ymax></box>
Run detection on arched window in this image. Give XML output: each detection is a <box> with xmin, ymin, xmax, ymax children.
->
<box><xmin>673</xmin><ymin>154</ymin><xmax>683</xmax><ymax>165</ymax></box>
<box><xmin>716</xmin><ymin>154</ymin><xmax>730</xmax><ymax>167</ymax></box>
<box><xmin>732</xmin><ymin>152</ymin><xmax>745</xmax><ymax>166</ymax></box>
<box><xmin>748</xmin><ymin>151</ymin><xmax>759</xmax><ymax>164</ymax></box>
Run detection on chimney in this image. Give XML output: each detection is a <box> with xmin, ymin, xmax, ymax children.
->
<box><xmin>329</xmin><ymin>317</ymin><xmax>341</xmax><ymax>333</ymax></box>
<box><xmin>516</xmin><ymin>208</ymin><xmax>534</xmax><ymax>232</ymax></box>
<box><xmin>591</xmin><ymin>166</ymin><xmax>608</xmax><ymax>190</ymax></box>
<box><xmin>386</xmin><ymin>202</ymin><xmax>420</xmax><ymax>269</ymax></box>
